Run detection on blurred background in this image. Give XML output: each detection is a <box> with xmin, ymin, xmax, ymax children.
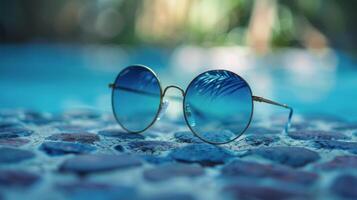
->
<box><xmin>0</xmin><ymin>0</ymin><xmax>356</xmax><ymax>120</ymax></box>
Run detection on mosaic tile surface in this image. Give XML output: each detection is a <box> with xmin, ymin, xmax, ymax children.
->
<box><xmin>0</xmin><ymin>110</ymin><xmax>357</xmax><ymax>200</ymax></box>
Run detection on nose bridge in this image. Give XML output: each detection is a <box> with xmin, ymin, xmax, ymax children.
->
<box><xmin>163</xmin><ymin>85</ymin><xmax>185</xmax><ymax>97</ymax></box>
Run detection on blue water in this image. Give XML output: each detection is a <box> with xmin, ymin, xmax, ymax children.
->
<box><xmin>0</xmin><ymin>44</ymin><xmax>356</xmax><ymax>121</ymax></box>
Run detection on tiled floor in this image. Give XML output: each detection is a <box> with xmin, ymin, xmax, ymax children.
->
<box><xmin>0</xmin><ymin>110</ymin><xmax>357</xmax><ymax>200</ymax></box>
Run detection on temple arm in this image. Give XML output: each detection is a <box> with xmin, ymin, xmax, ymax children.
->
<box><xmin>252</xmin><ymin>96</ymin><xmax>293</xmax><ymax>133</ymax></box>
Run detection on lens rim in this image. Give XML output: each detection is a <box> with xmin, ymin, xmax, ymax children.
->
<box><xmin>111</xmin><ymin>64</ymin><xmax>163</xmax><ymax>133</ymax></box>
<box><xmin>183</xmin><ymin>69</ymin><xmax>254</xmax><ymax>144</ymax></box>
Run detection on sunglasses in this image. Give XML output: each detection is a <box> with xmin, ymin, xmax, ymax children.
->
<box><xmin>109</xmin><ymin>65</ymin><xmax>293</xmax><ymax>144</ymax></box>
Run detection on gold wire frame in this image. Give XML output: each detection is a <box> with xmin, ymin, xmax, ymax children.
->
<box><xmin>110</xmin><ymin>65</ymin><xmax>294</xmax><ymax>145</ymax></box>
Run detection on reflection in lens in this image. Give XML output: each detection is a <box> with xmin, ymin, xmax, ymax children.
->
<box><xmin>112</xmin><ymin>65</ymin><xmax>161</xmax><ymax>132</ymax></box>
<box><xmin>184</xmin><ymin>70</ymin><xmax>253</xmax><ymax>144</ymax></box>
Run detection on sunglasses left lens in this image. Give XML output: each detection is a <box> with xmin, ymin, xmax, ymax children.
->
<box><xmin>112</xmin><ymin>65</ymin><xmax>161</xmax><ymax>133</ymax></box>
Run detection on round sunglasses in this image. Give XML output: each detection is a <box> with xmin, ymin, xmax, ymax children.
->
<box><xmin>109</xmin><ymin>65</ymin><xmax>293</xmax><ymax>144</ymax></box>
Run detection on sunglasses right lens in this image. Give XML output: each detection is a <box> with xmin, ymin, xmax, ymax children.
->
<box><xmin>112</xmin><ymin>65</ymin><xmax>162</xmax><ymax>133</ymax></box>
<box><xmin>183</xmin><ymin>70</ymin><xmax>253</xmax><ymax>144</ymax></box>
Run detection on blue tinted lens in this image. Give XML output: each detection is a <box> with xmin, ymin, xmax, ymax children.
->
<box><xmin>112</xmin><ymin>66</ymin><xmax>161</xmax><ymax>132</ymax></box>
<box><xmin>184</xmin><ymin>70</ymin><xmax>253</xmax><ymax>144</ymax></box>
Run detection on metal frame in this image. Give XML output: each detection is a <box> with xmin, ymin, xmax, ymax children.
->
<box><xmin>109</xmin><ymin>65</ymin><xmax>293</xmax><ymax>145</ymax></box>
